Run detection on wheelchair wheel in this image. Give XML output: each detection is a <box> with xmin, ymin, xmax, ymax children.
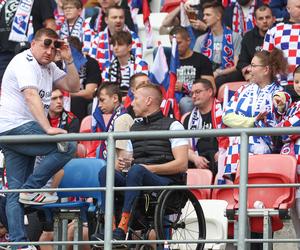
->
<box><xmin>154</xmin><ymin>189</ymin><xmax>206</xmax><ymax>250</ymax></box>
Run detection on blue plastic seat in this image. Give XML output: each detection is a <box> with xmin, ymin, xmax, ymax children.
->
<box><xmin>37</xmin><ymin>158</ymin><xmax>106</xmax><ymax>250</ymax></box>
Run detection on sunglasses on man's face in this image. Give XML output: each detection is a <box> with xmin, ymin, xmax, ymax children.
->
<box><xmin>38</xmin><ymin>38</ymin><xmax>63</xmax><ymax>49</ymax></box>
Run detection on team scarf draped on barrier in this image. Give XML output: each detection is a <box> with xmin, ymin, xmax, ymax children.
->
<box><xmin>232</xmin><ymin>0</ymin><xmax>256</xmax><ymax>35</ymax></box>
<box><xmin>92</xmin><ymin>104</ymin><xmax>127</xmax><ymax>159</ymax></box>
<box><xmin>129</xmin><ymin>0</ymin><xmax>153</xmax><ymax>48</ymax></box>
<box><xmin>180</xmin><ymin>1</ymin><xmax>195</xmax><ymax>49</ymax></box>
<box><xmin>201</xmin><ymin>25</ymin><xmax>234</xmax><ymax>70</ymax></box>
<box><xmin>3</xmin><ymin>0</ymin><xmax>35</xmax><ymax>42</ymax></box>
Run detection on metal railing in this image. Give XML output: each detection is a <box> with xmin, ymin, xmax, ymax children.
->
<box><xmin>0</xmin><ymin>127</ymin><xmax>300</xmax><ymax>250</ymax></box>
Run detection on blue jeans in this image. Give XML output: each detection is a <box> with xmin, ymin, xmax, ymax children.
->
<box><xmin>98</xmin><ymin>164</ymin><xmax>174</xmax><ymax>213</ymax></box>
<box><xmin>0</xmin><ymin>121</ymin><xmax>76</xmax><ymax>247</ymax></box>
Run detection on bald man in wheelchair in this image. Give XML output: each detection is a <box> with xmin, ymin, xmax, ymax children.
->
<box><xmin>94</xmin><ymin>82</ymin><xmax>189</xmax><ymax>242</ymax></box>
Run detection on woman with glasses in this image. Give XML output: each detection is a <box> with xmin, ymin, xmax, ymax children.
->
<box><xmin>222</xmin><ymin>48</ymin><xmax>291</xmax><ymax>178</ymax></box>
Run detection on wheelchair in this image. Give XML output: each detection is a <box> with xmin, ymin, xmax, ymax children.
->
<box><xmin>92</xmin><ymin>188</ymin><xmax>206</xmax><ymax>250</ymax></box>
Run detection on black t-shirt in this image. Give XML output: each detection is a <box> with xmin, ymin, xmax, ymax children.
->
<box><xmin>79</xmin><ymin>55</ymin><xmax>102</xmax><ymax>89</ymax></box>
<box><xmin>178</xmin><ymin>52</ymin><xmax>213</xmax><ymax>86</ymax></box>
<box><xmin>71</xmin><ymin>55</ymin><xmax>101</xmax><ymax>123</ymax></box>
<box><xmin>183</xmin><ymin>111</ymin><xmax>218</xmax><ymax>155</ymax></box>
<box><xmin>0</xmin><ymin>0</ymin><xmax>54</xmax><ymax>53</ymax></box>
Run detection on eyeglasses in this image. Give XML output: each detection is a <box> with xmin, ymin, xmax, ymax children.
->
<box><xmin>250</xmin><ymin>63</ymin><xmax>266</xmax><ymax>68</ymax></box>
<box><xmin>191</xmin><ymin>89</ymin><xmax>209</xmax><ymax>95</ymax></box>
<box><xmin>36</xmin><ymin>39</ymin><xmax>63</xmax><ymax>49</ymax></box>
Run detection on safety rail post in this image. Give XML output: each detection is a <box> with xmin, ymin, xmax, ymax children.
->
<box><xmin>104</xmin><ymin>134</ymin><xmax>115</xmax><ymax>250</ymax></box>
<box><xmin>238</xmin><ymin>132</ymin><xmax>249</xmax><ymax>250</ymax></box>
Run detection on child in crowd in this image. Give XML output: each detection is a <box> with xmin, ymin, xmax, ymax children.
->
<box><xmin>59</xmin><ymin>0</ymin><xmax>84</xmax><ymax>41</ymax></box>
<box><xmin>275</xmin><ymin>65</ymin><xmax>300</xmax><ymax>246</ymax></box>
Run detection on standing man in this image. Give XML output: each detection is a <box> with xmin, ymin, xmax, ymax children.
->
<box><xmin>0</xmin><ymin>0</ymin><xmax>56</xmax><ymax>85</ymax></box>
<box><xmin>0</xmin><ymin>28</ymin><xmax>79</xmax><ymax>249</ymax></box>
<box><xmin>263</xmin><ymin>0</ymin><xmax>300</xmax><ymax>101</ymax></box>
<box><xmin>194</xmin><ymin>1</ymin><xmax>242</xmax><ymax>91</ymax></box>
<box><xmin>83</xmin><ymin>6</ymin><xmax>141</xmax><ymax>71</ymax></box>
<box><xmin>183</xmin><ymin>78</ymin><xmax>228</xmax><ymax>180</ymax></box>
<box><xmin>227</xmin><ymin>4</ymin><xmax>275</xmax><ymax>82</ymax></box>
<box><xmin>82</xmin><ymin>0</ymin><xmax>135</xmax><ymax>52</ymax></box>
<box><xmin>95</xmin><ymin>83</ymin><xmax>188</xmax><ymax>241</ymax></box>
<box><xmin>170</xmin><ymin>26</ymin><xmax>214</xmax><ymax>114</ymax></box>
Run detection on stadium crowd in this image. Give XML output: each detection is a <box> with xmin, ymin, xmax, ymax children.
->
<box><xmin>0</xmin><ymin>0</ymin><xmax>300</xmax><ymax>249</ymax></box>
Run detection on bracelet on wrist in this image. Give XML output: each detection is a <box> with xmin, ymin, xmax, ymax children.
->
<box><xmin>66</xmin><ymin>60</ymin><xmax>74</xmax><ymax>65</ymax></box>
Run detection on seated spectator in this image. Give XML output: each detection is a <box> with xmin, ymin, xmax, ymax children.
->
<box><xmin>276</xmin><ymin>65</ymin><xmax>300</xmax><ymax>247</ymax></box>
<box><xmin>67</xmin><ymin>36</ymin><xmax>101</xmax><ymax>122</ymax></box>
<box><xmin>93</xmin><ymin>83</ymin><xmax>133</xmax><ymax>160</ymax></box>
<box><xmin>194</xmin><ymin>1</ymin><xmax>242</xmax><ymax>91</ymax></box>
<box><xmin>102</xmin><ymin>31</ymin><xmax>148</xmax><ymax>97</ymax></box>
<box><xmin>263</xmin><ymin>0</ymin><xmax>300</xmax><ymax>101</ymax></box>
<box><xmin>183</xmin><ymin>78</ymin><xmax>228</xmax><ymax>180</ymax></box>
<box><xmin>59</xmin><ymin>0</ymin><xmax>84</xmax><ymax>41</ymax></box>
<box><xmin>93</xmin><ymin>83</ymin><xmax>188</xmax><ymax>241</ymax></box>
<box><xmin>226</xmin><ymin>4</ymin><xmax>275</xmax><ymax>82</ymax></box>
<box><xmin>223</xmin><ymin>0</ymin><xmax>263</xmax><ymax>35</ymax></box>
<box><xmin>82</xmin><ymin>0</ymin><xmax>135</xmax><ymax>56</ymax></box>
<box><xmin>222</xmin><ymin>48</ymin><xmax>290</xmax><ymax>178</ymax></box>
<box><xmin>124</xmin><ymin>73</ymin><xmax>150</xmax><ymax>118</ymax></box>
<box><xmin>170</xmin><ymin>26</ymin><xmax>214</xmax><ymax>114</ymax></box>
<box><xmin>84</xmin><ymin>6</ymin><xmax>142</xmax><ymax>72</ymax></box>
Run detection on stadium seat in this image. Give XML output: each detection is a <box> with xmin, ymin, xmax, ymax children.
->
<box><xmin>136</xmin><ymin>12</ymin><xmax>171</xmax><ymax>66</ymax></box>
<box><xmin>217</xmin><ymin>81</ymin><xmax>247</xmax><ymax>103</ymax></box>
<box><xmin>200</xmin><ymin>200</ymin><xmax>228</xmax><ymax>250</ymax></box>
<box><xmin>78</xmin><ymin>114</ymin><xmax>111</xmax><ymax>158</ymax></box>
<box><xmin>234</xmin><ymin>154</ymin><xmax>297</xmax><ymax>233</ymax></box>
<box><xmin>212</xmin><ymin>185</ymin><xmax>236</xmax><ymax>238</ymax></box>
<box><xmin>38</xmin><ymin>158</ymin><xmax>106</xmax><ymax>250</ymax></box>
<box><xmin>187</xmin><ymin>169</ymin><xmax>213</xmax><ymax>199</ymax></box>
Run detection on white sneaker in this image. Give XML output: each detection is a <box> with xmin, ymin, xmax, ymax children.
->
<box><xmin>19</xmin><ymin>192</ymin><xmax>58</xmax><ymax>205</ymax></box>
<box><xmin>5</xmin><ymin>245</ymin><xmax>37</xmax><ymax>250</ymax></box>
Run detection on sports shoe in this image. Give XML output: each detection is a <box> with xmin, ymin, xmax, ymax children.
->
<box><xmin>6</xmin><ymin>245</ymin><xmax>37</xmax><ymax>250</ymax></box>
<box><xmin>19</xmin><ymin>192</ymin><xmax>58</xmax><ymax>205</ymax></box>
<box><xmin>112</xmin><ymin>228</ymin><xmax>126</xmax><ymax>241</ymax></box>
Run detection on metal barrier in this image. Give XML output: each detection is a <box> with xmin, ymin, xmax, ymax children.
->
<box><xmin>0</xmin><ymin>127</ymin><xmax>300</xmax><ymax>250</ymax></box>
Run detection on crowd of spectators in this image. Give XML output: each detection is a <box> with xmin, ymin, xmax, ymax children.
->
<box><xmin>0</xmin><ymin>0</ymin><xmax>300</xmax><ymax>249</ymax></box>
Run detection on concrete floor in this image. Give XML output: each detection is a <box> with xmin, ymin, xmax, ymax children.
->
<box><xmin>225</xmin><ymin>220</ymin><xmax>299</xmax><ymax>250</ymax></box>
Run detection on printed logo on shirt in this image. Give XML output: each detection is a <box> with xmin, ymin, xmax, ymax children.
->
<box><xmin>26</xmin><ymin>53</ymin><xmax>33</xmax><ymax>61</ymax></box>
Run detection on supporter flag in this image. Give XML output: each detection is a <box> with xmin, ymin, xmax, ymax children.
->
<box><xmin>70</xmin><ymin>45</ymin><xmax>87</xmax><ymax>71</ymax></box>
<box><xmin>164</xmin><ymin>35</ymin><xmax>181</xmax><ymax>120</ymax></box>
<box><xmin>180</xmin><ymin>1</ymin><xmax>196</xmax><ymax>49</ymax></box>
<box><xmin>130</xmin><ymin>0</ymin><xmax>153</xmax><ymax>48</ymax></box>
<box><xmin>149</xmin><ymin>42</ymin><xmax>170</xmax><ymax>97</ymax></box>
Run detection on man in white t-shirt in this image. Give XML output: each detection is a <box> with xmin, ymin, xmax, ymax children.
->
<box><xmin>0</xmin><ymin>28</ymin><xmax>80</xmax><ymax>249</ymax></box>
<box><xmin>93</xmin><ymin>83</ymin><xmax>188</xmax><ymax>242</ymax></box>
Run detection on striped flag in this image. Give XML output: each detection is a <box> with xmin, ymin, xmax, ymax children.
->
<box><xmin>163</xmin><ymin>35</ymin><xmax>181</xmax><ymax>120</ymax></box>
<box><xmin>130</xmin><ymin>0</ymin><xmax>153</xmax><ymax>48</ymax></box>
<box><xmin>149</xmin><ymin>42</ymin><xmax>169</xmax><ymax>97</ymax></box>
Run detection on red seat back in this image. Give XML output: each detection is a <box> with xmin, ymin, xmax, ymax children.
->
<box><xmin>235</xmin><ymin>154</ymin><xmax>297</xmax><ymax>232</ymax></box>
<box><xmin>79</xmin><ymin>114</ymin><xmax>112</xmax><ymax>158</ymax></box>
<box><xmin>187</xmin><ymin>169</ymin><xmax>213</xmax><ymax>199</ymax></box>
